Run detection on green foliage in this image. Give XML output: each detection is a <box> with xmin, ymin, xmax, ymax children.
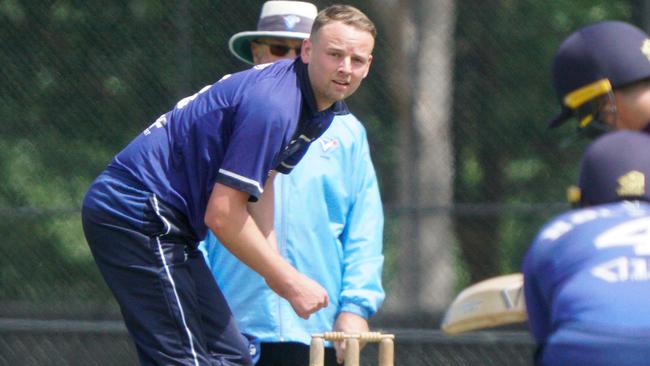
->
<box><xmin>452</xmin><ymin>0</ymin><xmax>632</xmax><ymax>281</ymax></box>
<box><xmin>0</xmin><ymin>1</ymin><xmax>248</xmax><ymax>313</ymax></box>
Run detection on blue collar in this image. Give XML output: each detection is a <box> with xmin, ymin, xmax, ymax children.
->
<box><xmin>274</xmin><ymin>60</ymin><xmax>350</xmax><ymax>174</ymax></box>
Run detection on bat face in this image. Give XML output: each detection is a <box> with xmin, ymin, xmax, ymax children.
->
<box><xmin>440</xmin><ymin>273</ymin><xmax>527</xmax><ymax>335</ymax></box>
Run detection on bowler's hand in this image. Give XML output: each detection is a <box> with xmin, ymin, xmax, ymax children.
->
<box><xmin>267</xmin><ymin>271</ymin><xmax>329</xmax><ymax>319</ymax></box>
<box><xmin>332</xmin><ymin>312</ymin><xmax>369</xmax><ymax>364</ymax></box>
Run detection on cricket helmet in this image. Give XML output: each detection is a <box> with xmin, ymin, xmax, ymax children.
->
<box><xmin>578</xmin><ymin>130</ymin><xmax>650</xmax><ymax>206</ymax></box>
<box><xmin>549</xmin><ymin>21</ymin><xmax>650</xmax><ymax>131</ymax></box>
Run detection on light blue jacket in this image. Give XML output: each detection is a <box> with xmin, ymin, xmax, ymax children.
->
<box><xmin>200</xmin><ymin>113</ymin><xmax>385</xmax><ymax>345</ymax></box>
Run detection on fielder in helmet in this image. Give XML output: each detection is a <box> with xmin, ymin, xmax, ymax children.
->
<box><xmin>523</xmin><ymin>130</ymin><xmax>650</xmax><ymax>365</ymax></box>
<box><xmin>549</xmin><ymin>21</ymin><xmax>650</xmax><ymax>138</ymax></box>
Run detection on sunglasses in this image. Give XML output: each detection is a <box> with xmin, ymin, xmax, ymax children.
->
<box><xmin>253</xmin><ymin>40</ymin><xmax>302</xmax><ymax>57</ymax></box>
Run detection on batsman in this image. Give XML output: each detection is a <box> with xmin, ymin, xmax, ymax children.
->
<box><xmin>523</xmin><ymin>130</ymin><xmax>650</xmax><ymax>365</ymax></box>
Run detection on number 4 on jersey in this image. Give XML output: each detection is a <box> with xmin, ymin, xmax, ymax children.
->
<box><xmin>595</xmin><ymin>217</ymin><xmax>650</xmax><ymax>255</ymax></box>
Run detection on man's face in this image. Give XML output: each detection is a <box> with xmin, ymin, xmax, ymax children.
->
<box><xmin>250</xmin><ymin>37</ymin><xmax>304</xmax><ymax>65</ymax></box>
<box><xmin>301</xmin><ymin>21</ymin><xmax>374</xmax><ymax>111</ymax></box>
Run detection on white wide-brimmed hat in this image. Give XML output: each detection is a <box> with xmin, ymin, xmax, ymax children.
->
<box><xmin>229</xmin><ymin>1</ymin><xmax>318</xmax><ymax>65</ymax></box>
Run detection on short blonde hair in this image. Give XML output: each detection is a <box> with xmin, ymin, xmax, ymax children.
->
<box><xmin>311</xmin><ymin>4</ymin><xmax>376</xmax><ymax>39</ymax></box>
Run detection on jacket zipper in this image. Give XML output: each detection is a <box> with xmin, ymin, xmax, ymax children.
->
<box><xmin>277</xmin><ymin>174</ymin><xmax>288</xmax><ymax>341</ymax></box>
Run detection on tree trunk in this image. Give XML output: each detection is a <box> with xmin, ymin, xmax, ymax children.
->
<box><xmin>379</xmin><ymin>0</ymin><xmax>457</xmax><ymax>318</ymax></box>
<box><xmin>412</xmin><ymin>0</ymin><xmax>456</xmax><ymax>312</ymax></box>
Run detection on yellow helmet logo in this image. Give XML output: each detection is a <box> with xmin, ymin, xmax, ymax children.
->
<box><xmin>566</xmin><ymin>185</ymin><xmax>581</xmax><ymax>205</ymax></box>
<box><xmin>642</xmin><ymin>39</ymin><xmax>650</xmax><ymax>62</ymax></box>
<box><xmin>617</xmin><ymin>171</ymin><xmax>645</xmax><ymax>197</ymax></box>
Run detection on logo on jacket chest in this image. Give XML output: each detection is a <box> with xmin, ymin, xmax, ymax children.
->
<box><xmin>319</xmin><ymin>138</ymin><xmax>340</xmax><ymax>153</ymax></box>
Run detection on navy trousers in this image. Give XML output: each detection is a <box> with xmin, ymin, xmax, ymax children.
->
<box><xmin>257</xmin><ymin>342</ymin><xmax>337</xmax><ymax>366</ymax></box>
<box><xmin>82</xmin><ymin>169</ymin><xmax>252</xmax><ymax>366</ymax></box>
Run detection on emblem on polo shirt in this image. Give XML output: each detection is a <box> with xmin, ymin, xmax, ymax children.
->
<box><xmin>642</xmin><ymin>39</ymin><xmax>650</xmax><ymax>62</ymax></box>
<box><xmin>283</xmin><ymin>15</ymin><xmax>300</xmax><ymax>30</ymax></box>
<box><xmin>617</xmin><ymin>170</ymin><xmax>645</xmax><ymax>197</ymax></box>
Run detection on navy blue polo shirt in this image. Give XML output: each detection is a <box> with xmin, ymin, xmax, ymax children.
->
<box><xmin>107</xmin><ymin>58</ymin><xmax>347</xmax><ymax>238</ymax></box>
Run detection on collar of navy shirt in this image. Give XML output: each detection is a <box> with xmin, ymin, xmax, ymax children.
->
<box><xmin>273</xmin><ymin>59</ymin><xmax>350</xmax><ymax>174</ymax></box>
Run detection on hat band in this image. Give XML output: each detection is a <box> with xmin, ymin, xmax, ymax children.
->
<box><xmin>564</xmin><ymin>79</ymin><xmax>612</xmax><ymax>109</ymax></box>
<box><xmin>257</xmin><ymin>15</ymin><xmax>313</xmax><ymax>34</ymax></box>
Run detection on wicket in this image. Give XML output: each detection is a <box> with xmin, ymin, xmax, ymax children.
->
<box><xmin>309</xmin><ymin>331</ymin><xmax>395</xmax><ymax>366</ymax></box>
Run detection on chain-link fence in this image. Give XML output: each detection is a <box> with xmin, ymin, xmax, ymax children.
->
<box><xmin>0</xmin><ymin>0</ymin><xmax>640</xmax><ymax>364</ymax></box>
<box><xmin>0</xmin><ymin>320</ymin><xmax>533</xmax><ymax>366</ymax></box>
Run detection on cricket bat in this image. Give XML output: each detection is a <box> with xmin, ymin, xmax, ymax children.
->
<box><xmin>440</xmin><ymin>273</ymin><xmax>527</xmax><ymax>335</ymax></box>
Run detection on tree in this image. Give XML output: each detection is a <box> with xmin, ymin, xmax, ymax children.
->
<box><xmin>452</xmin><ymin>0</ymin><xmax>632</xmax><ymax>283</ymax></box>
<box><xmin>374</xmin><ymin>0</ymin><xmax>458</xmax><ymax>318</ymax></box>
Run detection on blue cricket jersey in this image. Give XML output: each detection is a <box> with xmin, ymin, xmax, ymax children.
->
<box><xmin>523</xmin><ymin>201</ymin><xmax>650</xmax><ymax>365</ymax></box>
<box><xmin>104</xmin><ymin>59</ymin><xmax>347</xmax><ymax>239</ymax></box>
